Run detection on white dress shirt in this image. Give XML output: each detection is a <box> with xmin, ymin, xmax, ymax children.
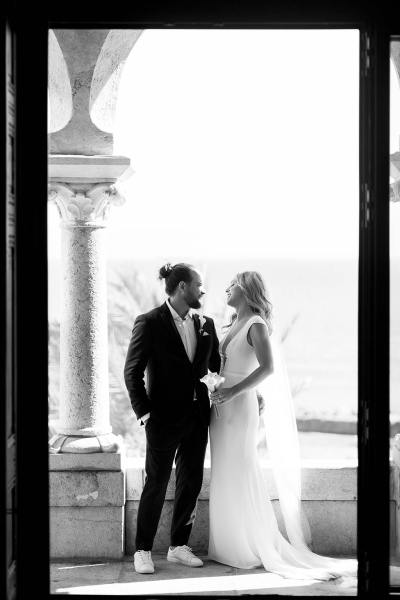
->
<box><xmin>140</xmin><ymin>299</ymin><xmax>198</xmax><ymax>425</ymax></box>
<box><xmin>166</xmin><ymin>298</ymin><xmax>198</xmax><ymax>363</ymax></box>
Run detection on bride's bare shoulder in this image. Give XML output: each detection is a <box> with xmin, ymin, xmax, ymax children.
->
<box><xmin>247</xmin><ymin>316</ymin><xmax>269</xmax><ymax>345</ymax></box>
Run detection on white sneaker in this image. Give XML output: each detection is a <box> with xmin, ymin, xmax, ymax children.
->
<box><xmin>167</xmin><ymin>545</ymin><xmax>204</xmax><ymax>567</ymax></box>
<box><xmin>134</xmin><ymin>550</ymin><xmax>155</xmax><ymax>574</ymax></box>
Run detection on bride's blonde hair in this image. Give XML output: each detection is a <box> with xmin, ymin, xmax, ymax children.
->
<box><xmin>225</xmin><ymin>271</ymin><xmax>273</xmax><ymax>334</ymax></box>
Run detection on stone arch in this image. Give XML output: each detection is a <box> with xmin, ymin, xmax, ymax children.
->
<box><xmin>90</xmin><ymin>30</ymin><xmax>143</xmax><ymax>133</ymax></box>
<box><xmin>48</xmin><ymin>29</ymin><xmax>73</xmax><ymax>134</ymax></box>
<box><xmin>48</xmin><ymin>29</ymin><xmax>142</xmax><ymax>155</ymax></box>
<box><xmin>391</xmin><ymin>40</ymin><xmax>400</xmax><ymax>87</ymax></box>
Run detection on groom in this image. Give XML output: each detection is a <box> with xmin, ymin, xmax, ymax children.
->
<box><xmin>124</xmin><ymin>262</ymin><xmax>220</xmax><ymax>574</ymax></box>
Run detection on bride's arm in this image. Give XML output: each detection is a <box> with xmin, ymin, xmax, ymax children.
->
<box><xmin>210</xmin><ymin>323</ymin><xmax>274</xmax><ymax>405</ymax></box>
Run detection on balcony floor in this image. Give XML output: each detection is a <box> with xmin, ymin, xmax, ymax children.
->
<box><xmin>51</xmin><ymin>554</ymin><xmax>358</xmax><ymax>596</ymax></box>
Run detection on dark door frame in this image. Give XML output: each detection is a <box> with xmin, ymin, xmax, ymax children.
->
<box><xmin>4</xmin><ymin>4</ymin><xmax>394</xmax><ymax>598</ymax></box>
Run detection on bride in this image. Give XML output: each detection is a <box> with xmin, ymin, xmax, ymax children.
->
<box><xmin>208</xmin><ymin>271</ymin><xmax>357</xmax><ymax>580</ymax></box>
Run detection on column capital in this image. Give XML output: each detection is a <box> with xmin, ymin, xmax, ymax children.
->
<box><xmin>49</xmin><ymin>181</ymin><xmax>125</xmax><ymax>227</ymax></box>
<box><xmin>48</xmin><ymin>154</ymin><xmax>132</xmax><ymax>226</ymax></box>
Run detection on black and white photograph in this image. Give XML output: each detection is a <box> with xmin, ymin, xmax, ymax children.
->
<box><xmin>2</xmin><ymin>6</ymin><xmax>399</xmax><ymax>599</ymax></box>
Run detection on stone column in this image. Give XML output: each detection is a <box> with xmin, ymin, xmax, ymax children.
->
<box><xmin>47</xmin><ymin>28</ymin><xmax>142</xmax><ymax>559</ymax></box>
<box><xmin>48</xmin><ymin>156</ymin><xmax>131</xmax><ymax>559</ymax></box>
<box><xmin>48</xmin><ymin>155</ymin><xmax>131</xmax><ymax>454</ymax></box>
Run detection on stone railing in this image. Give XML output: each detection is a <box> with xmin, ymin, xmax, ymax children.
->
<box><xmin>125</xmin><ymin>459</ymin><xmax>358</xmax><ymax>557</ymax></box>
<box><xmin>49</xmin><ymin>456</ymin><xmax>359</xmax><ymax>559</ymax></box>
<box><xmin>49</xmin><ymin>451</ymin><xmax>126</xmax><ymax>558</ymax></box>
<box><xmin>49</xmin><ymin>457</ymin><xmax>400</xmax><ymax>559</ymax></box>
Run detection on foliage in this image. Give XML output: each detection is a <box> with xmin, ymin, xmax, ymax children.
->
<box><xmin>48</xmin><ymin>264</ymin><xmax>308</xmax><ymax>457</ymax></box>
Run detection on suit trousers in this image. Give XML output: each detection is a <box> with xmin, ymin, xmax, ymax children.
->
<box><xmin>135</xmin><ymin>405</ymin><xmax>209</xmax><ymax>551</ymax></box>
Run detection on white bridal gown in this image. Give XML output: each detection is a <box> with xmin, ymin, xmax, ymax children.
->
<box><xmin>208</xmin><ymin>314</ymin><xmax>357</xmax><ymax>580</ymax></box>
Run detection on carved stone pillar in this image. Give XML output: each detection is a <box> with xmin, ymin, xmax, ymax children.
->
<box><xmin>48</xmin><ymin>155</ymin><xmax>131</xmax><ymax>454</ymax></box>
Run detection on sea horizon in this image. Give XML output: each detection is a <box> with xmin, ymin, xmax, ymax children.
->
<box><xmin>48</xmin><ymin>256</ymin><xmax>400</xmax><ymax>416</ymax></box>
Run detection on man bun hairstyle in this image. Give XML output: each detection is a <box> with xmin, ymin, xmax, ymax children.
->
<box><xmin>158</xmin><ymin>262</ymin><xmax>195</xmax><ymax>296</ymax></box>
<box><xmin>158</xmin><ymin>263</ymin><xmax>173</xmax><ymax>278</ymax></box>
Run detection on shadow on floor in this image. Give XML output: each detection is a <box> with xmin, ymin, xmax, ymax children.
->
<box><xmin>51</xmin><ymin>555</ymin><xmax>358</xmax><ymax>596</ymax></box>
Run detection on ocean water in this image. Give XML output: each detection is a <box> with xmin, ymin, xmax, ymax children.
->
<box><xmin>48</xmin><ymin>257</ymin><xmax>400</xmax><ymax>418</ymax></box>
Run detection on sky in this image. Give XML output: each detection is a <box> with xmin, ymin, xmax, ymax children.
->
<box><xmin>47</xmin><ymin>29</ymin><xmax>400</xmax><ymax>261</ymax></box>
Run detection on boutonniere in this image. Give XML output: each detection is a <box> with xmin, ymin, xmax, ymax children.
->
<box><xmin>198</xmin><ymin>314</ymin><xmax>209</xmax><ymax>336</ymax></box>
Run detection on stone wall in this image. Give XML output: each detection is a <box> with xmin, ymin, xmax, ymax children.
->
<box><xmin>125</xmin><ymin>459</ymin><xmax>358</xmax><ymax>557</ymax></box>
<box><xmin>49</xmin><ymin>452</ymin><xmax>126</xmax><ymax>559</ymax></box>
<box><xmin>49</xmin><ymin>458</ymin><xmax>400</xmax><ymax>559</ymax></box>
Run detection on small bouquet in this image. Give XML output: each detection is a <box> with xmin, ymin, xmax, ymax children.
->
<box><xmin>200</xmin><ymin>370</ymin><xmax>225</xmax><ymax>418</ymax></box>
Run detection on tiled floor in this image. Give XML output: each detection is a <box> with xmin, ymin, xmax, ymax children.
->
<box><xmin>51</xmin><ymin>554</ymin><xmax>359</xmax><ymax>596</ymax></box>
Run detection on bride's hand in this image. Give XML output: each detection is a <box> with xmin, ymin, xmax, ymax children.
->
<box><xmin>210</xmin><ymin>387</ymin><xmax>235</xmax><ymax>405</ymax></box>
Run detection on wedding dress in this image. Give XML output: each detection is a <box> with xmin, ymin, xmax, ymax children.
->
<box><xmin>208</xmin><ymin>314</ymin><xmax>357</xmax><ymax>580</ymax></box>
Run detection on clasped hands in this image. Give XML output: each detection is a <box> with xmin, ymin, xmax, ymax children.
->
<box><xmin>210</xmin><ymin>386</ymin><xmax>235</xmax><ymax>406</ymax></box>
<box><xmin>210</xmin><ymin>387</ymin><xmax>266</xmax><ymax>415</ymax></box>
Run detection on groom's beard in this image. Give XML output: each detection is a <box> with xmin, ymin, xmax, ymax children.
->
<box><xmin>188</xmin><ymin>297</ymin><xmax>202</xmax><ymax>310</ymax></box>
<box><xmin>185</xmin><ymin>292</ymin><xmax>203</xmax><ymax>310</ymax></box>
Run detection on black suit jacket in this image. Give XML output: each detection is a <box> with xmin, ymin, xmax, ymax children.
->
<box><xmin>124</xmin><ymin>302</ymin><xmax>221</xmax><ymax>425</ymax></box>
